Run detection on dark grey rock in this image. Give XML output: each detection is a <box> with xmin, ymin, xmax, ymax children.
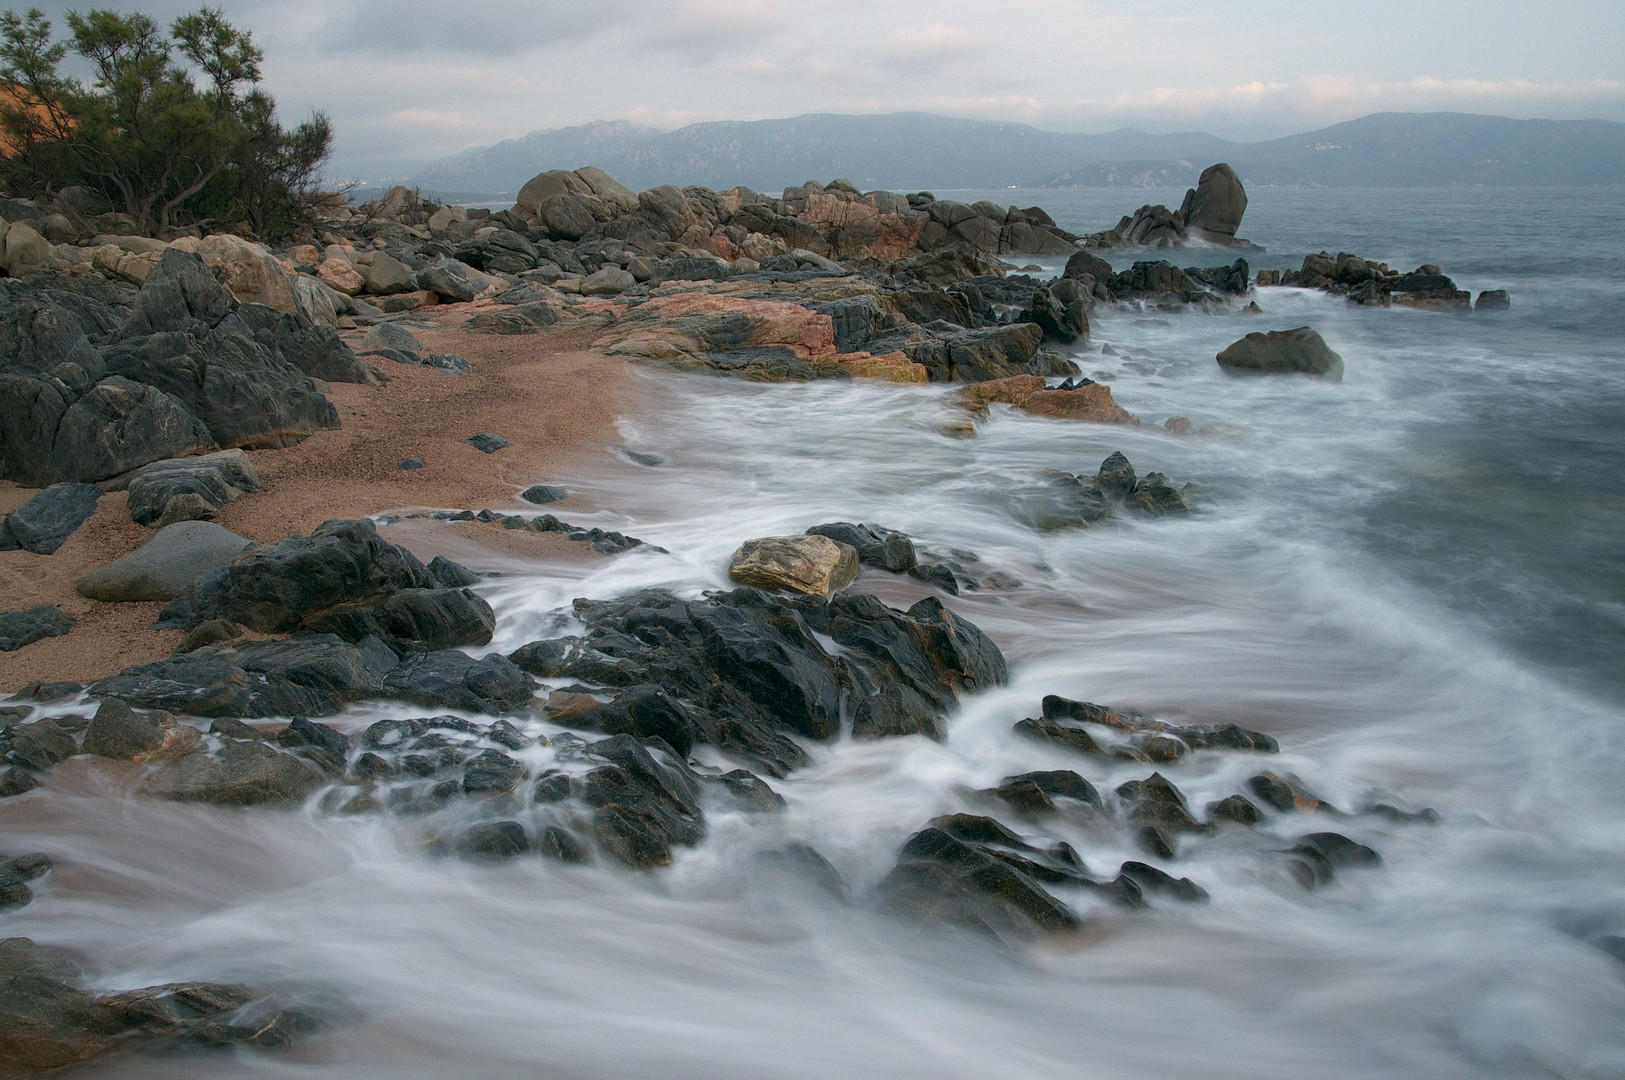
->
<box><xmin>398</xmin><ymin>457</ymin><xmax>425</xmax><ymax>470</ymax></box>
<box><xmin>584</xmin><ymin>734</ymin><xmax>705</xmax><ymax>868</ymax></box>
<box><xmin>414</xmin><ymin>257</ymin><xmax>480</xmax><ymax>303</ymax></box>
<box><xmin>519</xmin><ymin>484</ymin><xmax>569</xmax><ymax>505</ymax></box>
<box><xmin>805</xmin><ymin>522</ymin><xmax>918</xmax><ymax>572</ymax></box>
<box><xmin>426</xmin><ymin>555</ymin><xmax>479</xmax><ymax>587</ymax></box>
<box><xmin>360</xmin><ymin>322</ymin><xmax>422</xmax><ymax>357</ymax></box>
<box><xmin>1217</xmin><ymin>326</ymin><xmax>1344</xmax><ymax>380</ymax></box>
<box><xmin>82</xmin><ymin>697</ymin><xmax>169</xmax><ymax>759</ymax></box>
<box><xmin>463</xmin><ymin>433</ymin><xmax>509</xmax><ymax>454</ymax></box>
<box><xmin>380</xmin><ymin>651</ymin><xmax>533</xmax><ymax>715</ymax></box>
<box><xmin>5</xmin><ymin>718</ymin><xmax>76</xmax><ymax>772</ymax></box>
<box><xmin>0</xmin><ymin>606</ymin><xmax>75</xmax><ymax>651</ymax></box>
<box><xmin>457</xmin><ymin>820</ymin><xmax>528</xmax><ymax>859</ymax></box>
<box><xmin>3</xmin><ymin>482</ymin><xmax>101</xmax><ymax>554</ymax></box>
<box><xmin>94</xmin><ymin>635</ymin><xmax>395</xmax><ymax>719</ymax></box>
<box><xmin>1179</xmin><ymin>163</ymin><xmax>1248</xmax><ymax>244</ymax></box>
<box><xmin>121</xmin><ymin>249</ymin><xmax>234</xmax><ymax>336</ymax></box>
<box><xmin>159</xmin><ymin>518</ymin><xmax>435</xmax><ymax>635</ymax></box>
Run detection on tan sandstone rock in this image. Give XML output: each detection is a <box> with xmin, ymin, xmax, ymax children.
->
<box><xmin>728</xmin><ymin>535</ymin><xmax>860</xmax><ymax>598</ymax></box>
<box><xmin>958</xmin><ymin>375</ymin><xmax>1139</xmax><ymax>425</ymax></box>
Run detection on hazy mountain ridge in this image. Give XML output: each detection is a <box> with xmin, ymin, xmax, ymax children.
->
<box><xmin>411</xmin><ymin>111</ymin><xmax>1625</xmax><ymax>197</ymax></box>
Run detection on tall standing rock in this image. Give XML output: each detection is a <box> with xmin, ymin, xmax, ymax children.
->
<box><xmin>1179</xmin><ymin>164</ymin><xmax>1248</xmax><ymax>245</ymax></box>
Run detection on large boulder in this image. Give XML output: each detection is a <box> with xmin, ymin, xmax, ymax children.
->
<box><xmin>99</xmin><ymin>323</ymin><xmax>339</xmax><ymax>450</ymax></box>
<box><xmin>1</xmin><ymin>221</ymin><xmax>52</xmax><ymax>276</ymax></box>
<box><xmin>728</xmin><ymin>535</ymin><xmax>859</xmax><ymax>598</ymax></box>
<box><xmin>182</xmin><ymin>234</ymin><xmax>299</xmax><ymax>313</ymax></box>
<box><xmin>904</xmin><ymin>323</ymin><xmax>1045</xmax><ymax>383</ymax></box>
<box><xmin>637</xmin><ymin>185</ymin><xmax>694</xmax><ymax>240</ymax></box>
<box><xmin>1179</xmin><ymin>163</ymin><xmax>1248</xmax><ymax>244</ymax></box>
<box><xmin>77</xmin><ymin>521</ymin><xmax>256</xmax><ymax>602</ymax></box>
<box><xmin>157</xmin><ymin>518</ymin><xmax>493</xmax><ymax>653</ymax></box>
<box><xmin>357</xmin><ymin>251</ymin><xmax>415</xmax><ymax>296</ymax></box>
<box><xmin>120</xmin><ymin>248</ymin><xmax>234</xmax><ymax>335</ymax></box>
<box><xmin>1216</xmin><ymin>326</ymin><xmax>1344</xmax><ymax>380</ymax></box>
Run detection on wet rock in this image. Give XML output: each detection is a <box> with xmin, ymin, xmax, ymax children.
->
<box><xmin>993</xmin><ymin>769</ymin><xmax>1102</xmax><ymax>814</ymax></box>
<box><xmin>519</xmin><ymin>484</ymin><xmax>569</xmax><ymax>505</ymax></box>
<box><xmin>380</xmin><ymin>651</ymin><xmax>534</xmax><ymax>715</ymax></box>
<box><xmin>94</xmin><ymin>635</ymin><xmax>396</xmax><ymax>719</ymax></box>
<box><xmin>1095</xmin><ymin>451</ymin><xmax>1136</xmax><ymax>498</ymax></box>
<box><xmin>141</xmin><ymin>737</ymin><xmax>324</xmax><ymax>806</ymax></box>
<box><xmin>462</xmin><ymin>750</ymin><xmax>526</xmax><ymax>798</ymax></box>
<box><xmin>1248</xmin><ymin>771</ymin><xmax>1331</xmax><ymax>814</ymax></box>
<box><xmin>958</xmin><ymin>374</ymin><xmax>1138</xmax><ymax>425</ymax></box>
<box><xmin>426</xmin><ymin>555</ymin><xmax>479</xmax><ymax>588</ymax></box>
<box><xmin>507</xmin><ymin>637</ymin><xmax>577</xmax><ymax>678</ymax></box>
<box><xmin>463</xmin><ymin>432</ymin><xmax>509</xmax><ymax>454</ymax></box>
<box><xmin>82</xmin><ymin>698</ymin><xmax>171</xmax><ymax>760</ymax></box>
<box><xmin>574</xmin><ymin>685</ymin><xmax>699</xmax><ymax>757</ymax></box>
<box><xmin>1116</xmin><ymin>772</ymin><xmax>1204</xmax><ymax>857</ymax></box>
<box><xmin>1117</xmin><ymin>860</ymin><xmax>1208</xmax><ymax>902</ymax></box>
<box><xmin>299</xmin><ymin>586</ymin><xmax>496</xmax><ymax>653</ymax></box>
<box><xmin>805</xmin><ymin>522</ymin><xmax>918</xmax><ymax>572</ymax></box>
<box><xmin>276</xmin><ymin>717</ymin><xmax>352</xmax><ymax>774</ymax></box>
<box><xmin>0</xmin><ymin>936</ymin><xmax>317</xmax><ymax>1072</ymax></box>
<box><xmin>158</xmin><ymin>519</ymin><xmax>440</xmax><ymax>639</ymax></box>
<box><xmin>583</xmin><ymin>734</ymin><xmax>705</xmax><ymax>869</ymax></box>
<box><xmin>1020</xmin><ymin>285</ymin><xmax>1089</xmax><ymax>345</ymax></box>
<box><xmin>707</xmin><ymin>768</ymin><xmax>785</xmax><ymax>812</ymax></box>
<box><xmin>1217</xmin><ymin>326</ymin><xmax>1343</xmax><ymax>380</ymax></box>
<box><xmin>0</xmin><ymin>852</ymin><xmax>51</xmax><ymax>910</ymax></box>
<box><xmin>0</xmin><ymin>767</ymin><xmax>39</xmax><ymax>798</ymax></box>
<box><xmin>5</xmin><ymin>719</ymin><xmax>76</xmax><ymax>772</ymax></box>
<box><xmin>728</xmin><ymin>535</ymin><xmax>860</xmax><ymax>598</ymax></box>
<box><xmin>0</xmin><ymin>606</ymin><xmax>75</xmax><ymax>652</ymax></box>
<box><xmin>457</xmin><ymin>820</ymin><xmax>528</xmax><ymax>859</ymax></box>
<box><xmin>2</xmin><ymin>483</ymin><xmax>101</xmax><ymax>554</ymax></box>
<box><xmin>77</xmin><ymin>521</ymin><xmax>256</xmax><ymax>603</ymax></box>
<box><xmin>1128</xmin><ymin>472</ymin><xmax>1190</xmax><ymax>516</ymax></box>
<box><xmin>1475</xmin><ymin>289</ymin><xmax>1510</xmax><ymax>312</ymax></box>
<box><xmin>1206</xmin><ymin>793</ymin><xmax>1263</xmax><ymax>827</ymax></box>
<box><xmin>1284</xmin><ymin>833</ymin><xmax>1381</xmax><ymax>890</ymax></box>
<box><xmin>876</xmin><ymin>823</ymin><xmax>1082</xmax><ymax>941</ymax></box>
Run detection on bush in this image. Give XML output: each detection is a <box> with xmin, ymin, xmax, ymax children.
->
<box><xmin>0</xmin><ymin>5</ymin><xmax>332</xmax><ymax>237</ymax></box>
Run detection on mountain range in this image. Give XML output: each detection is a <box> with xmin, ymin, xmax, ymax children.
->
<box><xmin>409</xmin><ymin>111</ymin><xmax>1625</xmax><ymax>198</ymax></box>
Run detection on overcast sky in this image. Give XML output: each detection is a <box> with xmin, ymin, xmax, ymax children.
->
<box><xmin>14</xmin><ymin>0</ymin><xmax>1625</xmax><ymax>178</ymax></box>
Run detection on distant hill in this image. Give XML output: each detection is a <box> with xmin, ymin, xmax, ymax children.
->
<box><xmin>410</xmin><ymin>113</ymin><xmax>1237</xmax><ymax>197</ymax></box>
<box><xmin>411</xmin><ymin>111</ymin><xmax>1625</xmax><ymax>199</ymax></box>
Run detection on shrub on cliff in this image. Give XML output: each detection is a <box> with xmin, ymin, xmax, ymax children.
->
<box><xmin>0</xmin><ymin>5</ymin><xmax>331</xmax><ymax>237</ymax></box>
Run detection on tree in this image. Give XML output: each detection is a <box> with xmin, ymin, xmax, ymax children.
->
<box><xmin>0</xmin><ymin>6</ymin><xmax>331</xmax><ymax>236</ymax></box>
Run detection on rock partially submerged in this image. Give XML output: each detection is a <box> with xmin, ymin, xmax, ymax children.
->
<box><xmin>0</xmin><ymin>936</ymin><xmax>320</xmax><ymax>1076</ymax></box>
<box><xmin>1217</xmin><ymin>326</ymin><xmax>1344</xmax><ymax>380</ymax></box>
<box><xmin>958</xmin><ymin>374</ymin><xmax>1138</xmax><ymax>425</ymax></box>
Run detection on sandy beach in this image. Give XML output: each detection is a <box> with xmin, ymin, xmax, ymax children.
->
<box><xmin>0</xmin><ymin>300</ymin><xmax>632</xmax><ymax>688</ymax></box>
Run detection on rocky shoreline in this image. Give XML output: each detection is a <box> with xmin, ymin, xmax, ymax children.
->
<box><xmin>1</xmin><ymin>163</ymin><xmax>1477</xmax><ymax>1075</ymax></box>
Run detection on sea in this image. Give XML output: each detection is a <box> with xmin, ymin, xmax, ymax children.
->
<box><xmin>9</xmin><ymin>186</ymin><xmax>1625</xmax><ymax>1079</ymax></box>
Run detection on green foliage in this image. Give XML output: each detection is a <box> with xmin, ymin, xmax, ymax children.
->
<box><xmin>0</xmin><ymin>5</ymin><xmax>331</xmax><ymax>236</ymax></box>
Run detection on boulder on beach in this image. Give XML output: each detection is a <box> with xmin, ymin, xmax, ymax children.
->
<box><xmin>0</xmin><ymin>605</ymin><xmax>75</xmax><ymax>651</ymax></box>
<box><xmin>1216</xmin><ymin>327</ymin><xmax>1344</xmax><ymax>380</ymax></box>
<box><xmin>124</xmin><ymin>449</ymin><xmax>262</xmax><ymax>526</ymax></box>
<box><xmin>77</xmin><ymin>520</ymin><xmax>256</xmax><ymax>602</ymax></box>
<box><xmin>728</xmin><ymin>535</ymin><xmax>860</xmax><ymax>598</ymax></box>
<box><xmin>0</xmin><ymin>482</ymin><xmax>101</xmax><ymax>554</ymax></box>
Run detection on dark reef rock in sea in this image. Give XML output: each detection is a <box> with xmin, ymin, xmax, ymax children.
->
<box><xmin>1217</xmin><ymin>326</ymin><xmax>1345</xmax><ymax>380</ymax></box>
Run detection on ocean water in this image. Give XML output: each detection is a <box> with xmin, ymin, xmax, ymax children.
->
<box><xmin>7</xmin><ymin>188</ymin><xmax>1625</xmax><ymax>1079</ymax></box>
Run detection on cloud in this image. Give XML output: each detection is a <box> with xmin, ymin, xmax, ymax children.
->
<box><xmin>886</xmin><ymin>23</ymin><xmax>988</xmax><ymax>73</ymax></box>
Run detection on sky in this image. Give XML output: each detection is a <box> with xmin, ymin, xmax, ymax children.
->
<box><xmin>10</xmin><ymin>0</ymin><xmax>1624</xmax><ymax>179</ymax></box>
